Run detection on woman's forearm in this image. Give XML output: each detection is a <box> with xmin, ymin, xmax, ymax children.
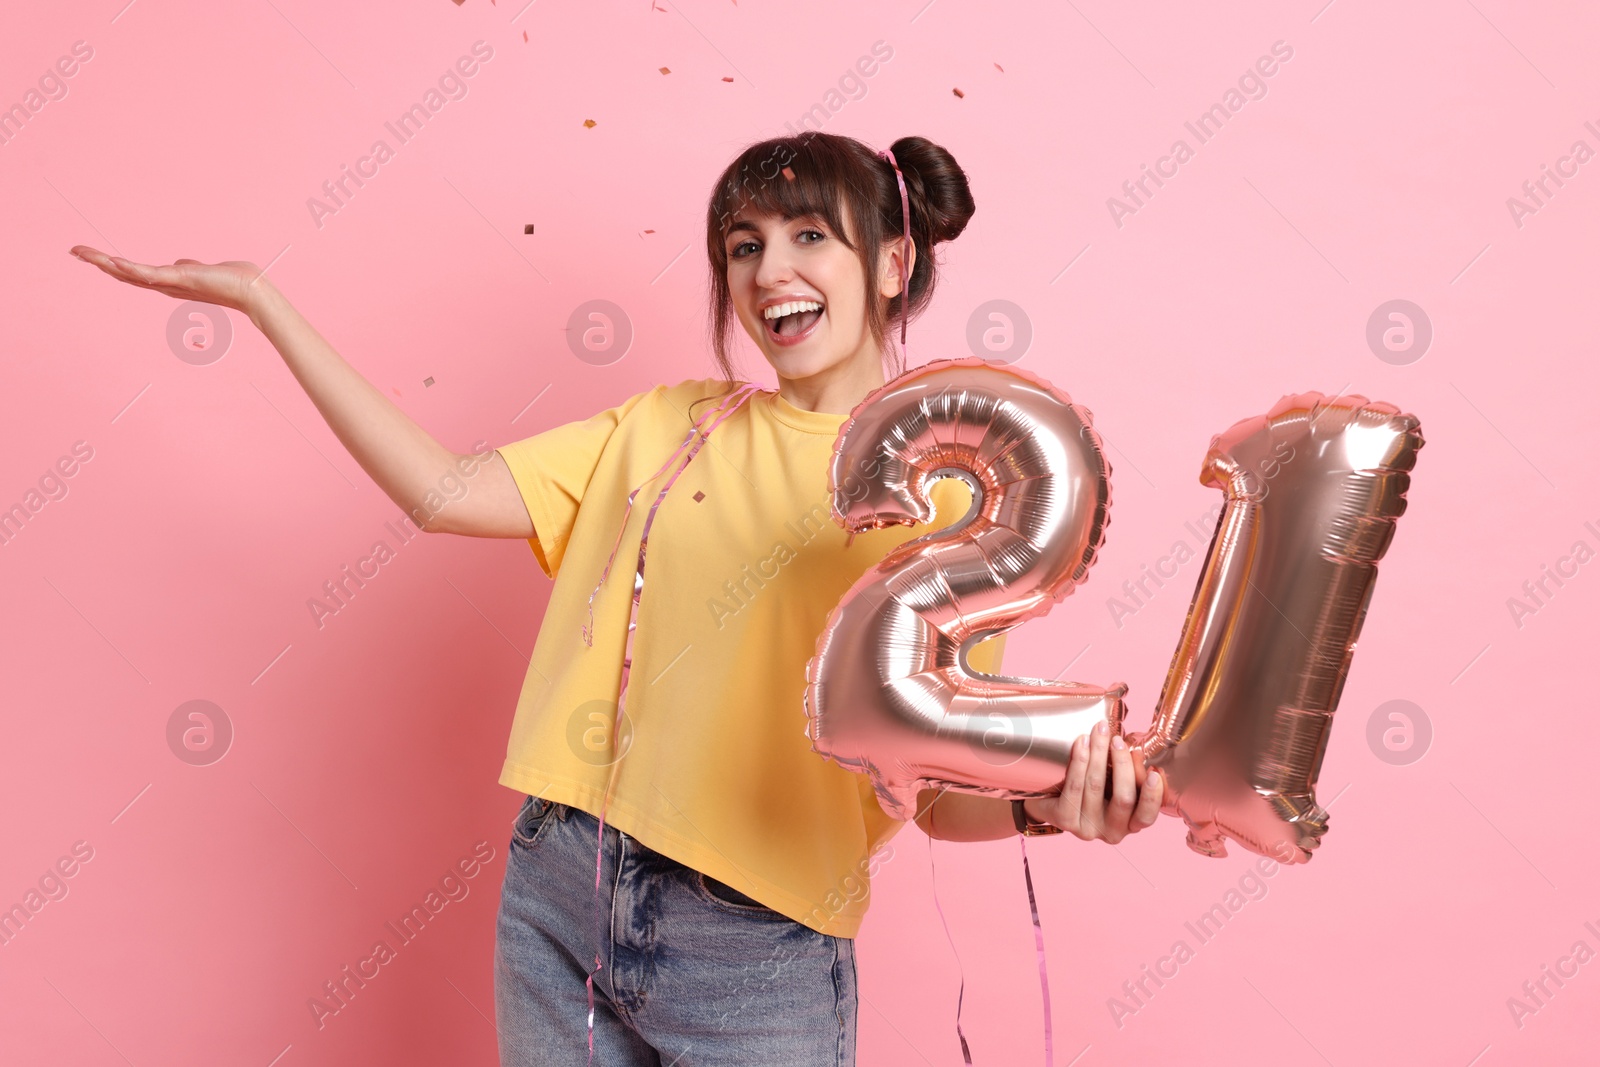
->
<box><xmin>918</xmin><ymin>789</ymin><xmax>1032</xmax><ymax>842</ymax></box>
<box><xmin>248</xmin><ymin>281</ymin><xmax>465</xmax><ymax>527</ymax></box>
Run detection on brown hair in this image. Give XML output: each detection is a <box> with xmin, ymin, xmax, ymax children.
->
<box><xmin>699</xmin><ymin>131</ymin><xmax>975</xmax><ymax>402</ymax></box>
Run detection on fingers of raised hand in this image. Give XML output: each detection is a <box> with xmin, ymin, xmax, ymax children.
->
<box><xmin>72</xmin><ymin>248</ymin><xmax>181</xmax><ymax>288</ymax></box>
<box><xmin>119</xmin><ymin>258</ymin><xmax>179</xmax><ymax>284</ymax></box>
<box><xmin>70</xmin><ymin>247</ymin><xmax>127</xmax><ymax>276</ymax></box>
<box><xmin>102</xmin><ymin>254</ymin><xmax>156</xmax><ymax>282</ymax></box>
<box><xmin>119</xmin><ymin>260</ymin><xmax>206</xmax><ymax>300</ymax></box>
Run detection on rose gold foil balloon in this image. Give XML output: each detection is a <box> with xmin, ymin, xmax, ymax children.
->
<box><xmin>804</xmin><ymin>359</ymin><xmax>1424</xmax><ymax>865</ymax></box>
<box><xmin>1125</xmin><ymin>391</ymin><xmax>1424</xmax><ymax>862</ymax></box>
<box><xmin>804</xmin><ymin>356</ymin><xmax>1132</xmax><ymax>822</ymax></box>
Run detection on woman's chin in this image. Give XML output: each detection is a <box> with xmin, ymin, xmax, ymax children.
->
<box><xmin>762</xmin><ymin>340</ymin><xmax>837</xmax><ymax>376</ymax></box>
<box><xmin>753</xmin><ymin>326</ymin><xmax>868</xmax><ymax>381</ymax></box>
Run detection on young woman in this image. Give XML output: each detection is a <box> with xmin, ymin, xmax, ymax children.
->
<box><xmin>71</xmin><ymin>131</ymin><xmax>1163</xmax><ymax>1067</ymax></box>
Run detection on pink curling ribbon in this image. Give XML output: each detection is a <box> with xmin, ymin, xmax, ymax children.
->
<box><xmin>926</xmin><ymin>810</ymin><xmax>1057</xmax><ymax>1067</ymax></box>
<box><xmin>579</xmin><ymin>380</ymin><xmax>763</xmax><ymax>1065</ymax></box>
<box><xmin>1020</xmin><ymin>835</ymin><xmax>1054</xmax><ymax>1067</ymax></box>
<box><xmin>878</xmin><ymin>147</ymin><xmax>912</xmax><ymax>370</ymax></box>
<box><xmin>582</xmin><ymin>382</ymin><xmax>762</xmax><ymax>647</ymax></box>
<box><xmin>927</xmin><ymin>828</ymin><xmax>975</xmax><ymax>1066</ymax></box>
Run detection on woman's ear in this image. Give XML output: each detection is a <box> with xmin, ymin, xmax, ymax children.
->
<box><xmin>879</xmin><ymin>237</ymin><xmax>916</xmax><ymax>300</ymax></box>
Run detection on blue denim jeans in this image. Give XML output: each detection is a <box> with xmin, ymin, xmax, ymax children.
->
<box><xmin>494</xmin><ymin>795</ymin><xmax>859</xmax><ymax>1066</ymax></box>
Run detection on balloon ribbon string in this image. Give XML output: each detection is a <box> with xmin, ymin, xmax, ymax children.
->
<box><xmin>1020</xmin><ymin>835</ymin><xmax>1054</xmax><ymax>1067</ymax></box>
<box><xmin>928</xmin><ymin>833</ymin><xmax>975</xmax><ymax>1065</ymax></box>
<box><xmin>583</xmin><ymin>381</ymin><xmax>764</xmax><ymax>648</ymax></box>
<box><xmin>581</xmin><ymin>381</ymin><xmax>762</xmax><ymax>1066</ymax></box>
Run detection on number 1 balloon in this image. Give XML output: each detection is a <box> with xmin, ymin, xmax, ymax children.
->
<box><xmin>803</xmin><ymin>356</ymin><xmax>1423</xmax><ymax>862</ymax></box>
<box><xmin>1127</xmin><ymin>384</ymin><xmax>1423</xmax><ymax>861</ymax></box>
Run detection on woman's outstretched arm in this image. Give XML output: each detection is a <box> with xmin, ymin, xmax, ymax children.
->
<box><xmin>69</xmin><ymin>248</ymin><xmax>534</xmax><ymax>539</ymax></box>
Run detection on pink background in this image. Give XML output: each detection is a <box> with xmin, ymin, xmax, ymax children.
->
<box><xmin>4</xmin><ymin>0</ymin><xmax>1596</xmax><ymax>1063</ymax></box>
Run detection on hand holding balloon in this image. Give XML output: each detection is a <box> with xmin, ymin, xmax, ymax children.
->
<box><xmin>1028</xmin><ymin>722</ymin><xmax>1166</xmax><ymax>844</ymax></box>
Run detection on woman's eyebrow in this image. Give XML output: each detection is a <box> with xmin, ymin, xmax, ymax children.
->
<box><xmin>724</xmin><ymin>212</ymin><xmax>828</xmax><ymax>244</ymax></box>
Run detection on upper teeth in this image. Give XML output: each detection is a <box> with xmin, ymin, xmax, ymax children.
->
<box><xmin>763</xmin><ymin>300</ymin><xmax>823</xmax><ymax>320</ymax></box>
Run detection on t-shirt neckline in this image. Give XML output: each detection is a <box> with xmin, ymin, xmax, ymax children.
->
<box><xmin>762</xmin><ymin>389</ymin><xmax>850</xmax><ymax>436</ymax></box>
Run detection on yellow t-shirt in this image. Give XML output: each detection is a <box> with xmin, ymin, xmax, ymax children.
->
<box><xmin>494</xmin><ymin>377</ymin><xmax>1006</xmax><ymax>938</ymax></box>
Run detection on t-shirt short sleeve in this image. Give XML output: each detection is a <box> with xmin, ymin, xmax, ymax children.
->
<box><xmin>495</xmin><ymin>385</ymin><xmax>657</xmax><ymax>579</ymax></box>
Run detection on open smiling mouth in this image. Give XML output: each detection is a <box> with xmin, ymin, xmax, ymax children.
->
<box><xmin>763</xmin><ymin>300</ymin><xmax>824</xmax><ymax>340</ymax></box>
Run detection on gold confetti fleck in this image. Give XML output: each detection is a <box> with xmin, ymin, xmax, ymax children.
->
<box><xmin>952</xmin><ymin>87</ymin><xmax>965</xmax><ymax>98</ymax></box>
<box><xmin>660</xmin><ymin>66</ymin><xmax>671</xmax><ymax>75</ymax></box>
<box><xmin>583</xmin><ymin>118</ymin><xmax>597</xmax><ymax>128</ymax></box>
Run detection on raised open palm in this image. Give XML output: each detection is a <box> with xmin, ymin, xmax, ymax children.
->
<box><xmin>69</xmin><ymin>246</ymin><xmax>270</xmax><ymax>316</ymax></box>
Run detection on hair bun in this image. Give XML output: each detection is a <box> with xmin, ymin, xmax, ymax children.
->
<box><xmin>889</xmin><ymin>136</ymin><xmax>975</xmax><ymax>245</ymax></box>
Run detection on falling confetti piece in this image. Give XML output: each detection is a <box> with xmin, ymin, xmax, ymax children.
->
<box><xmin>693</xmin><ymin>490</ymin><xmax>705</xmax><ymax>502</ymax></box>
<box><xmin>522</xmin><ymin>30</ymin><xmax>528</xmax><ymax>41</ymax></box>
<box><xmin>660</xmin><ymin>66</ymin><xmax>671</xmax><ymax>75</ymax></box>
<box><xmin>644</xmin><ymin>228</ymin><xmax>655</xmax><ymax>233</ymax></box>
<box><xmin>781</xmin><ymin>166</ymin><xmax>795</xmax><ymax>180</ymax></box>
<box><xmin>952</xmin><ymin>87</ymin><xmax>964</xmax><ymax>98</ymax></box>
<box><xmin>583</xmin><ymin>119</ymin><xmax>597</xmax><ymax>127</ymax></box>
<box><xmin>424</xmin><ymin>377</ymin><xmax>435</xmax><ymax>387</ymax></box>
<box><xmin>524</xmin><ymin>224</ymin><xmax>535</xmax><ymax>234</ymax></box>
<box><xmin>995</xmin><ymin>62</ymin><xmax>1004</xmax><ymax>72</ymax></box>
<box><xmin>721</xmin><ymin>76</ymin><xmax>734</xmax><ymax>82</ymax></box>
<box><xmin>451</xmin><ymin>0</ymin><xmax>464</xmax><ymax>5</ymax></box>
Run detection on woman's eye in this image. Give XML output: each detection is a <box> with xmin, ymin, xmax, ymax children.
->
<box><xmin>730</xmin><ymin>228</ymin><xmax>824</xmax><ymax>260</ymax></box>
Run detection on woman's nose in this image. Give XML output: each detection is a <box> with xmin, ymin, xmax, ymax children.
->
<box><xmin>754</xmin><ymin>249</ymin><xmax>795</xmax><ymax>288</ymax></box>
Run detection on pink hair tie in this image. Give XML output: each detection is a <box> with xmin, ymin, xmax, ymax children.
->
<box><xmin>879</xmin><ymin>147</ymin><xmax>912</xmax><ymax>368</ymax></box>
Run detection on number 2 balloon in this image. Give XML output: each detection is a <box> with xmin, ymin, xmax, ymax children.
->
<box><xmin>803</xmin><ymin>356</ymin><xmax>1423</xmax><ymax>863</ymax></box>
